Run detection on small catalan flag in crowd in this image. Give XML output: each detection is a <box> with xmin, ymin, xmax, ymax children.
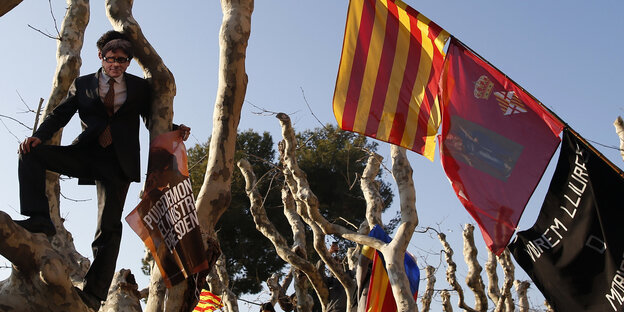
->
<box><xmin>193</xmin><ymin>290</ymin><xmax>224</xmax><ymax>312</ymax></box>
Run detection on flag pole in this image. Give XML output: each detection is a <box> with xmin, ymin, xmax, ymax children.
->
<box><xmin>451</xmin><ymin>36</ymin><xmax>624</xmax><ymax>177</ymax></box>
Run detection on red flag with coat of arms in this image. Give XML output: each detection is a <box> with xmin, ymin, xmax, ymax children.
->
<box><xmin>439</xmin><ymin>38</ymin><xmax>564</xmax><ymax>255</ymax></box>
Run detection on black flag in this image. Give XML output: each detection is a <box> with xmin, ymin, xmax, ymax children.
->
<box><xmin>508</xmin><ymin>128</ymin><xmax>624</xmax><ymax>312</ymax></box>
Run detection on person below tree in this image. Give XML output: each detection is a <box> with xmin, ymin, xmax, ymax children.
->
<box><xmin>14</xmin><ymin>30</ymin><xmax>190</xmax><ymax>310</ymax></box>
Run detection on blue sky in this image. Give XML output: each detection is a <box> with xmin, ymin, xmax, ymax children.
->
<box><xmin>1</xmin><ymin>1</ymin><xmax>623</xmax><ymax>310</ymax></box>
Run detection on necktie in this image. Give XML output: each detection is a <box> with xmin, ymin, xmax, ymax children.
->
<box><xmin>98</xmin><ymin>79</ymin><xmax>115</xmax><ymax>147</ymax></box>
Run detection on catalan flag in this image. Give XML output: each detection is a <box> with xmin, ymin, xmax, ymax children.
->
<box><xmin>193</xmin><ymin>290</ymin><xmax>223</xmax><ymax>312</ymax></box>
<box><xmin>333</xmin><ymin>0</ymin><xmax>450</xmax><ymax>161</ymax></box>
<box><xmin>363</xmin><ymin>225</ymin><xmax>419</xmax><ymax>311</ymax></box>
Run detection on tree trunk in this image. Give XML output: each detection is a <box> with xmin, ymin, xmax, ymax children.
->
<box><xmin>238</xmin><ymin>158</ymin><xmax>328</xmax><ymax>310</ymax></box>
<box><xmin>0</xmin><ymin>0</ymin><xmax>91</xmax><ymax>310</ymax></box>
<box><xmin>100</xmin><ymin>270</ymin><xmax>143</xmax><ymax>312</ymax></box>
<box><xmin>194</xmin><ymin>2</ymin><xmax>253</xmax><ymax>307</ymax></box>
<box><xmin>361</xmin><ymin>153</ymin><xmax>384</xmax><ymax>227</ymax></box>
<box><xmin>276</xmin><ymin>113</ymin><xmax>420</xmax><ymax>311</ymax></box>
<box><xmin>438</xmin><ymin>232</ymin><xmax>477</xmax><ymax>312</ymax></box>
<box><xmin>195</xmin><ymin>0</ymin><xmax>254</xmax><ymax>230</ymax></box>
<box><xmin>463</xmin><ymin>224</ymin><xmax>487</xmax><ymax>311</ymax></box>
<box><xmin>420</xmin><ymin>266</ymin><xmax>436</xmax><ymax>312</ymax></box>
<box><xmin>441</xmin><ymin>290</ymin><xmax>453</xmax><ymax>312</ymax></box>
<box><xmin>485</xmin><ymin>250</ymin><xmax>501</xmax><ymax>305</ymax></box>
<box><xmin>0</xmin><ymin>212</ymin><xmax>89</xmax><ymax>311</ymax></box>
<box><xmin>382</xmin><ymin>146</ymin><xmax>418</xmax><ymax>312</ymax></box>
<box><xmin>514</xmin><ymin>280</ymin><xmax>530</xmax><ymax>312</ymax></box>
<box><xmin>494</xmin><ymin>249</ymin><xmax>515</xmax><ymax>312</ymax></box>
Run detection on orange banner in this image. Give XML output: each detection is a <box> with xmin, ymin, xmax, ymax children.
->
<box><xmin>126</xmin><ymin>131</ymin><xmax>208</xmax><ymax>287</ymax></box>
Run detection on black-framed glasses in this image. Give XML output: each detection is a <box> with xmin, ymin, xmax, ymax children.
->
<box><xmin>103</xmin><ymin>56</ymin><xmax>131</xmax><ymax>64</ymax></box>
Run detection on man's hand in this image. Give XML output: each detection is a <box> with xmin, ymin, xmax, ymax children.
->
<box><xmin>178</xmin><ymin>124</ymin><xmax>191</xmax><ymax>141</ymax></box>
<box><xmin>19</xmin><ymin>137</ymin><xmax>42</xmax><ymax>154</ymax></box>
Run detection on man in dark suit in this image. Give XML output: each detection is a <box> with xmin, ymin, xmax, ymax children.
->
<box><xmin>15</xmin><ymin>31</ymin><xmax>190</xmax><ymax>309</ymax></box>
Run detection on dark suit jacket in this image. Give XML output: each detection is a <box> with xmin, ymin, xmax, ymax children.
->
<box><xmin>33</xmin><ymin>70</ymin><xmax>151</xmax><ymax>182</ymax></box>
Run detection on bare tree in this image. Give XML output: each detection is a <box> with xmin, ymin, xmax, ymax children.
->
<box><xmin>236</xmin><ymin>113</ymin><xmax>419</xmax><ymax>311</ymax></box>
<box><xmin>237</xmin><ymin>113</ymin><xmax>540</xmax><ymax>312</ymax></box>
<box><xmin>0</xmin><ymin>1</ymin><xmax>93</xmax><ymax>310</ymax></box>
<box><xmin>0</xmin><ymin>0</ymin><xmax>254</xmax><ymax>310</ymax></box>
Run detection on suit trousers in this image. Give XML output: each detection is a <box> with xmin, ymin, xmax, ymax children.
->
<box><xmin>18</xmin><ymin>142</ymin><xmax>130</xmax><ymax>300</ymax></box>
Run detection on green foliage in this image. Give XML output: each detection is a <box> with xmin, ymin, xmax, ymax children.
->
<box><xmin>186</xmin><ymin>126</ymin><xmax>394</xmax><ymax>296</ymax></box>
<box><xmin>296</xmin><ymin>125</ymin><xmax>393</xmax><ymax>227</ymax></box>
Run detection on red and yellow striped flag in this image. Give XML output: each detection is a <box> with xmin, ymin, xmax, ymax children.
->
<box><xmin>333</xmin><ymin>0</ymin><xmax>449</xmax><ymax>160</ymax></box>
<box><xmin>193</xmin><ymin>290</ymin><xmax>224</xmax><ymax>312</ymax></box>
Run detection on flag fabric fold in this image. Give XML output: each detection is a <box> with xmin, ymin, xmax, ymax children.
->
<box><xmin>509</xmin><ymin>129</ymin><xmax>624</xmax><ymax>312</ymax></box>
<box><xmin>364</xmin><ymin>225</ymin><xmax>419</xmax><ymax>312</ymax></box>
<box><xmin>333</xmin><ymin>0</ymin><xmax>450</xmax><ymax>161</ymax></box>
<box><xmin>439</xmin><ymin>38</ymin><xmax>564</xmax><ymax>254</ymax></box>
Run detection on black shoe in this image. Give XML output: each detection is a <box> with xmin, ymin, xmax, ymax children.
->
<box><xmin>14</xmin><ymin>216</ymin><xmax>56</xmax><ymax>236</ymax></box>
<box><xmin>74</xmin><ymin>286</ymin><xmax>102</xmax><ymax>311</ymax></box>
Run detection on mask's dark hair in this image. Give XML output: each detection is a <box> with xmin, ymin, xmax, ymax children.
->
<box><xmin>96</xmin><ymin>30</ymin><xmax>129</xmax><ymax>51</ymax></box>
<box><xmin>101</xmin><ymin>39</ymin><xmax>133</xmax><ymax>60</ymax></box>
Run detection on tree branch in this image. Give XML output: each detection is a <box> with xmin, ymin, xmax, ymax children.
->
<box><xmin>462</xmin><ymin>224</ymin><xmax>487</xmax><ymax>311</ymax></box>
<box><xmin>238</xmin><ymin>158</ymin><xmax>328</xmax><ymax>309</ymax></box>
<box><xmin>438</xmin><ymin>231</ymin><xmax>477</xmax><ymax>312</ymax></box>
<box><xmin>420</xmin><ymin>266</ymin><xmax>436</xmax><ymax>312</ymax></box>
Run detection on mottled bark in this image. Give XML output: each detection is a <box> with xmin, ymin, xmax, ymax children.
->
<box><xmin>266</xmin><ymin>271</ymin><xmax>295</xmax><ymax>310</ymax></box>
<box><xmin>514</xmin><ymin>280</ymin><xmax>530</xmax><ymax>312</ymax></box>
<box><xmin>282</xmin><ymin>185</ymin><xmax>307</xmax><ymax>257</ymax></box>
<box><xmin>238</xmin><ymin>158</ymin><xmax>327</xmax><ymax>310</ymax></box>
<box><xmin>441</xmin><ymin>290</ymin><xmax>453</xmax><ymax>312</ymax></box>
<box><xmin>384</xmin><ymin>145</ymin><xmax>419</xmax><ymax>312</ymax></box>
<box><xmin>210</xmin><ymin>256</ymin><xmax>239</xmax><ymax>312</ymax></box>
<box><xmin>100</xmin><ymin>270</ymin><xmax>142</xmax><ymax>312</ymax></box>
<box><xmin>278</xmin><ymin>116</ymin><xmax>367</xmax><ymax>311</ymax></box>
<box><xmin>0</xmin><ymin>1</ymin><xmax>91</xmax><ymax>310</ymax></box>
<box><xmin>494</xmin><ymin>249</ymin><xmax>515</xmax><ymax>312</ymax></box>
<box><xmin>0</xmin><ymin>212</ymin><xmax>90</xmax><ymax>311</ymax></box>
<box><xmin>277</xmin><ymin>113</ymin><xmax>384</xmax><ymax>250</ymax></box>
<box><xmin>0</xmin><ymin>0</ymin><xmax>22</xmax><ymax>17</ymax></box>
<box><xmin>438</xmin><ymin>232</ymin><xmax>477</xmax><ymax>312</ymax></box>
<box><xmin>277</xmin><ymin>113</ymin><xmax>418</xmax><ymax>312</ymax></box>
<box><xmin>485</xmin><ymin>250</ymin><xmax>501</xmax><ymax>305</ymax></box>
<box><xmin>281</xmin><ymin>186</ymin><xmax>313</xmax><ymax>312</ymax></box>
<box><xmin>361</xmin><ymin>152</ymin><xmax>384</xmax><ymax>227</ymax></box>
<box><xmin>194</xmin><ymin>2</ymin><xmax>253</xmax><ymax>307</ymax></box>
<box><xmin>614</xmin><ymin>116</ymin><xmax>624</xmax><ymax>161</ymax></box>
<box><xmin>105</xmin><ymin>0</ymin><xmax>175</xmax><ymax>139</ymax></box>
<box><xmin>267</xmin><ymin>273</ymin><xmax>281</xmax><ymax>306</ymax></box>
<box><xmin>293</xmin><ymin>269</ymin><xmax>314</xmax><ymax>312</ymax></box>
<box><xmin>143</xmin><ymin>262</ymin><xmax>166</xmax><ymax>312</ymax></box>
<box><xmin>195</xmin><ymin>0</ymin><xmax>254</xmax><ymax>230</ymax></box>
<box><xmin>47</xmin><ymin>0</ymin><xmax>91</xmax><ymax>285</ymax></box>
<box><xmin>463</xmin><ymin>224</ymin><xmax>487</xmax><ymax>311</ymax></box>
<box><xmin>420</xmin><ymin>266</ymin><xmax>436</xmax><ymax>312</ymax></box>
<box><xmin>346</xmin><ymin>246</ymin><xmax>360</xmax><ymax>272</ymax></box>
